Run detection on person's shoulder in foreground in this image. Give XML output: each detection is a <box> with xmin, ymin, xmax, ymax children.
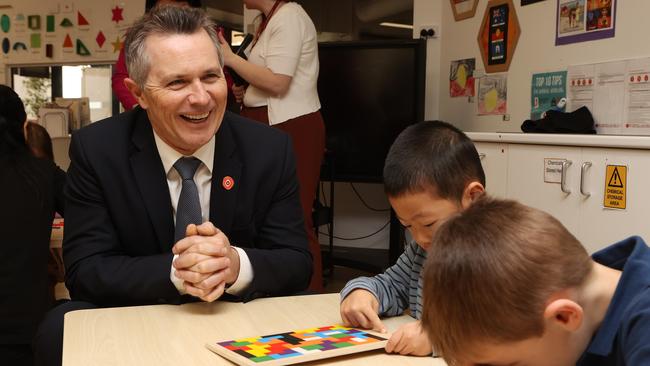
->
<box><xmin>421</xmin><ymin>195</ymin><xmax>650</xmax><ymax>366</ymax></box>
<box><xmin>339</xmin><ymin>120</ymin><xmax>486</xmax><ymax>356</ymax></box>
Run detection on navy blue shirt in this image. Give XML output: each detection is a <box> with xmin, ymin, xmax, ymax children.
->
<box><xmin>577</xmin><ymin>236</ymin><xmax>650</xmax><ymax>365</ymax></box>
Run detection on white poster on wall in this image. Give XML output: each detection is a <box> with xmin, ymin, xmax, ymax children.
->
<box><xmin>568</xmin><ymin>57</ymin><xmax>650</xmax><ymax>135</ymax></box>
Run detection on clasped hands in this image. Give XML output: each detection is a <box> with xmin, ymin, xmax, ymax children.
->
<box><xmin>172</xmin><ymin>222</ymin><xmax>240</xmax><ymax>302</ymax></box>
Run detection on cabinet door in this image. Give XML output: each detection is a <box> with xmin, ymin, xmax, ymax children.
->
<box><xmin>474</xmin><ymin>142</ymin><xmax>508</xmax><ymax>198</ymax></box>
<box><xmin>578</xmin><ymin>147</ymin><xmax>650</xmax><ymax>253</ymax></box>
<box><xmin>506</xmin><ymin>144</ymin><xmax>582</xmax><ymax>236</ymax></box>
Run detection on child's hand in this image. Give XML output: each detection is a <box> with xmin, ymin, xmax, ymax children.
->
<box><xmin>385</xmin><ymin>320</ymin><xmax>432</xmax><ymax>356</ymax></box>
<box><xmin>340</xmin><ymin>289</ymin><xmax>386</xmax><ymax>333</ymax></box>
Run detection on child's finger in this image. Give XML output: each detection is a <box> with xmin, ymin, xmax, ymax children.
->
<box><xmin>364</xmin><ymin>310</ymin><xmax>387</xmax><ymax>333</ymax></box>
<box><xmin>385</xmin><ymin>330</ymin><xmax>402</xmax><ymax>353</ymax></box>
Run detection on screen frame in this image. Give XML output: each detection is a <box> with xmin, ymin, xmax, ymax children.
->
<box><xmin>317</xmin><ymin>39</ymin><xmax>426</xmax><ymax>183</ymax></box>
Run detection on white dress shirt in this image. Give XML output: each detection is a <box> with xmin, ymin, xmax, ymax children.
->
<box><xmin>152</xmin><ymin>131</ymin><xmax>253</xmax><ymax>296</ymax></box>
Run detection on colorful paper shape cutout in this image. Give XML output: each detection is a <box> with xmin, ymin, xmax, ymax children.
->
<box><xmin>60</xmin><ymin>18</ymin><xmax>73</xmax><ymax>27</ymax></box>
<box><xmin>63</xmin><ymin>34</ymin><xmax>73</xmax><ymax>48</ymax></box>
<box><xmin>76</xmin><ymin>39</ymin><xmax>90</xmax><ymax>56</ymax></box>
<box><xmin>78</xmin><ymin>11</ymin><xmax>89</xmax><ymax>26</ymax></box>
<box><xmin>1</xmin><ymin>37</ymin><xmax>9</xmax><ymax>54</ymax></box>
<box><xmin>47</xmin><ymin>15</ymin><xmax>55</xmax><ymax>32</ymax></box>
<box><xmin>112</xmin><ymin>6</ymin><xmax>124</xmax><ymax>24</ymax></box>
<box><xmin>30</xmin><ymin>33</ymin><xmax>41</xmax><ymax>48</ymax></box>
<box><xmin>111</xmin><ymin>36</ymin><xmax>123</xmax><ymax>52</ymax></box>
<box><xmin>13</xmin><ymin>42</ymin><xmax>27</xmax><ymax>51</ymax></box>
<box><xmin>96</xmin><ymin>31</ymin><xmax>106</xmax><ymax>48</ymax></box>
<box><xmin>28</xmin><ymin>15</ymin><xmax>40</xmax><ymax>30</ymax></box>
<box><xmin>16</xmin><ymin>14</ymin><xmax>26</xmax><ymax>22</ymax></box>
<box><xmin>46</xmin><ymin>43</ymin><xmax>53</xmax><ymax>57</ymax></box>
<box><xmin>1</xmin><ymin>14</ymin><xmax>10</xmax><ymax>32</ymax></box>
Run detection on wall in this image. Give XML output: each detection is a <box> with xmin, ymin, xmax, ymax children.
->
<box><xmin>0</xmin><ymin>0</ymin><xmax>144</xmax><ymax>83</ymax></box>
<box><xmin>438</xmin><ymin>0</ymin><xmax>649</xmax><ymax>132</ymax></box>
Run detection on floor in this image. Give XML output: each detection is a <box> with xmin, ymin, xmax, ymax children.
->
<box><xmin>322</xmin><ymin>265</ymin><xmax>374</xmax><ymax>293</ymax></box>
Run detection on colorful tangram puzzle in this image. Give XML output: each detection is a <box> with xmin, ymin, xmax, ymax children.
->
<box><xmin>206</xmin><ymin>325</ymin><xmax>388</xmax><ymax>366</ymax></box>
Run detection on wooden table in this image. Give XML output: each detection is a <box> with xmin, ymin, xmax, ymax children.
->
<box><xmin>63</xmin><ymin>293</ymin><xmax>446</xmax><ymax>365</ymax></box>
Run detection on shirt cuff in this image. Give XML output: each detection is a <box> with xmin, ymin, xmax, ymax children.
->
<box><xmin>170</xmin><ymin>254</ymin><xmax>187</xmax><ymax>294</ymax></box>
<box><xmin>226</xmin><ymin>246</ymin><xmax>253</xmax><ymax>295</ymax></box>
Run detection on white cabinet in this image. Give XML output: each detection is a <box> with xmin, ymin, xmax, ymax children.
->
<box><xmin>474</xmin><ymin>142</ymin><xmax>508</xmax><ymax>198</ymax></box>
<box><xmin>469</xmin><ymin>133</ymin><xmax>650</xmax><ymax>253</ymax></box>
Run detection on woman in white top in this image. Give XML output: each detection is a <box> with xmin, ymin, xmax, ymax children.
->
<box><xmin>218</xmin><ymin>0</ymin><xmax>325</xmax><ymax>292</ymax></box>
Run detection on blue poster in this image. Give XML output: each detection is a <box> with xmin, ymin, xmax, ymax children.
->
<box><xmin>531</xmin><ymin>71</ymin><xmax>567</xmax><ymax>119</ymax></box>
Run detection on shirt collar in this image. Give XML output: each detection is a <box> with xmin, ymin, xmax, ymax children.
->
<box><xmin>582</xmin><ymin>236</ymin><xmax>650</xmax><ymax>357</ymax></box>
<box><xmin>152</xmin><ymin>130</ymin><xmax>215</xmax><ymax>176</ymax></box>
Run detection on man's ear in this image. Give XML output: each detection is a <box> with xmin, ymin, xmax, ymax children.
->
<box><xmin>460</xmin><ymin>181</ymin><xmax>485</xmax><ymax>209</ymax></box>
<box><xmin>124</xmin><ymin>78</ymin><xmax>148</xmax><ymax>109</ymax></box>
<box><xmin>544</xmin><ymin>298</ymin><xmax>584</xmax><ymax>332</ymax></box>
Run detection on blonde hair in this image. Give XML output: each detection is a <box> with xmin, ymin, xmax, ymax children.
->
<box><xmin>421</xmin><ymin>196</ymin><xmax>592</xmax><ymax>365</ymax></box>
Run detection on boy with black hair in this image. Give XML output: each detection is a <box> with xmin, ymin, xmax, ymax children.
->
<box><xmin>422</xmin><ymin>196</ymin><xmax>650</xmax><ymax>365</ymax></box>
<box><xmin>339</xmin><ymin>120</ymin><xmax>486</xmax><ymax>356</ymax></box>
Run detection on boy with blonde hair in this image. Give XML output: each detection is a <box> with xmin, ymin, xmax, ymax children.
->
<box><xmin>422</xmin><ymin>196</ymin><xmax>650</xmax><ymax>365</ymax></box>
<box><xmin>340</xmin><ymin>120</ymin><xmax>485</xmax><ymax>355</ymax></box>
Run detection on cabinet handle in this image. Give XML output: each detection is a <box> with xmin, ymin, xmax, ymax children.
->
<box><xmin>479</xmin><ymin>153</ymin><xmax>486</xmax><ymax>160</ymax></box>
<box><xmin>561</xmin><ymin>160</ymin><xmax>572</xmax><ymax>194</ymax></box>
<box><xmin>580</xmin><ymin>162</ymin><xmax>592</xmax><ymax>197</ymax></box>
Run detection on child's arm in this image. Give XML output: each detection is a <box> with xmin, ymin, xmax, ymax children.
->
<box><xmin>340</xmin><ymin>241</ymin><xmax>419</xmax><ymax>317</ymax></box>
<box><xmin>340</xmin><ymin>288</ymin><xmax>386</xmax><ymax>332</ymax></box>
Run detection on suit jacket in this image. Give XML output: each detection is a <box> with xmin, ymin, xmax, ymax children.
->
<box><xmin>0</xmin><ymin>155</ymin><xmax>65</xmax><ymax>344</ymax></box>
<box><xmin>63</xmin><ymin>108</ymin><xmax>311</xmax><ymax>306</ymax></box>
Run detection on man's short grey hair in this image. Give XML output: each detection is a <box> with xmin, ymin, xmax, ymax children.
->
<box><xmin>124</xmin><ymin>5</ymin><xmax>224</xmax><ymax>88</ymax></box>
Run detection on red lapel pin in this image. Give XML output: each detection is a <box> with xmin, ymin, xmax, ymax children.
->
<box><xmin>222</xmin><ymin>176</ymin><xmax>234</xmax><ymax>190</ymax></box>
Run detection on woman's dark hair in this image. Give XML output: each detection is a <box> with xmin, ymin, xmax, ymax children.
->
<box><xmin>145</xmin><ymin>0</ymin><xmax>203</xmax><ymax>12</ymax></box>
<box><xmin>0</xmin><ymin>85</ymin><xmax>28</xmax><ymax>156</ymax></box>
<box><xmin>25</xmin><ymin>122</ymin><xmax>54</xmax><ymax>161</ymax></box>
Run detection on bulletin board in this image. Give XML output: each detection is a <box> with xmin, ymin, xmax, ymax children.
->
<box><xmin>0</xmin><ymin>0</ymin><xmax>144</xmax><ymax>82</ymax></box>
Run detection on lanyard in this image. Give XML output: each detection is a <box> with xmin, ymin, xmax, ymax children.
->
<box><xmin>251</xmin><ymin>0</ymin><xmax>283</xmax><ymax>49</ymax></box>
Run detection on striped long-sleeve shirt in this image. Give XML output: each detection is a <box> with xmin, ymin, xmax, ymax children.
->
<box><xmin>340</xmin><ymin>241</ymin><xmax>426</xmax><ymax>320</ymax></box>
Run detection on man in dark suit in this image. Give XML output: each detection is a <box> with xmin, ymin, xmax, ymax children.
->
<box><xmin>34</xmin><ymin>6</ymin><xmax>311</xmax><ymax>365</ymax></box>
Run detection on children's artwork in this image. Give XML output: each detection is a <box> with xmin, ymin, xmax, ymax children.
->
<box><xmin>477</xmin><ymin>0</ymin><xmax>520</xmax><ymax>73</ymax></box>
<box><xmin>206</xmin><ymin>325</ymin><xmax>388</xmax><ymax>366</ymax></box>
<box><xmin>111</xmin><ymin>35</ymin><xmax>123</xmax><ymax>52</ymax></box>
<box><xmin>450</xmin><ymin>0</ymin><xmax>479</xmax><ymax>21</ymax></box>
<box><xmin>1</xmin><ymin>14</ymin><xmax>10</xmax><ymax>32</ymax></box>
<box><xmin>111</xmin><ymin>6</ymin><xmax>124</xmax><ymax>24</ymax></box>
<box><xmin>531</xmin><ymin>71</ymin><xmax>567</xmax><ymax>119</ymax></box>
<box><xmin>96</xmin><ymin>31</ymin><xmax>106</xmax><ymax>48</ymax></box>
<box><xmin>76</xmin><ymin>39</ymin><xmax>90</xmax><ymax>56</ymax></box>
<box><xmin>556</xmin><ymin>0</ymin><xmax>616</xmax><ymax>45</ymax></box>
<box><xmin>2</xmin><ymin>37</ymin><xmax>9</xmax><ymax>54</ymax></box>
<box><xmin>77</xmin><ymin>11</ymin><xmax>89</xmax><ymax>28</ymax></box>
<box><xmin>27</xmin><ymin>15</ymin><xmax>39</xmax><ymax>30</ymax></box>
<box><xmin>450</xmin><ymin>58</ymin><xmax>476</xmax><ymax>97</ymax></box>
<box><xmin>478</xmin><ymin>74</ymin><xmax>508</xmax><ymax>115</ymax></box>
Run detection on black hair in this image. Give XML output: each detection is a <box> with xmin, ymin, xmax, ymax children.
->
<box><xmin>145</xmin><ymin>0</ymin><xmax>203</xmax><ymax>12</ymax></box>
<box><xmin>0</xmin><ymin>85</ymin><xmax>28</xmax><ymax>156</ymax></box>
<box><xmin>383</xmin><ymin>120</ymin><xmax>486</xmax><ymax>202</ymax></box>
<box><xmin>0</xmin><ymin>86</ymin><xmax>46</xmax><ymax>204</ymax></box>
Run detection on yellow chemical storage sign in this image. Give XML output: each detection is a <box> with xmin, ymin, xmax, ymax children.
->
<box><xmin>604</xmin><ymin>165</ymin><xmax>626</xmax><ymax>209</ymax></box>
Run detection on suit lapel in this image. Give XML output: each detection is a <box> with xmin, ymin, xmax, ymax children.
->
<box><xmin>210</xmin><ymin>117</ymin><xmax>241</xmax><ymax>233</ymax></box>
<box><xmin>129</xmin><ymin>110</ymin><xmax>175</xmax><ymax>252</ymax></box>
